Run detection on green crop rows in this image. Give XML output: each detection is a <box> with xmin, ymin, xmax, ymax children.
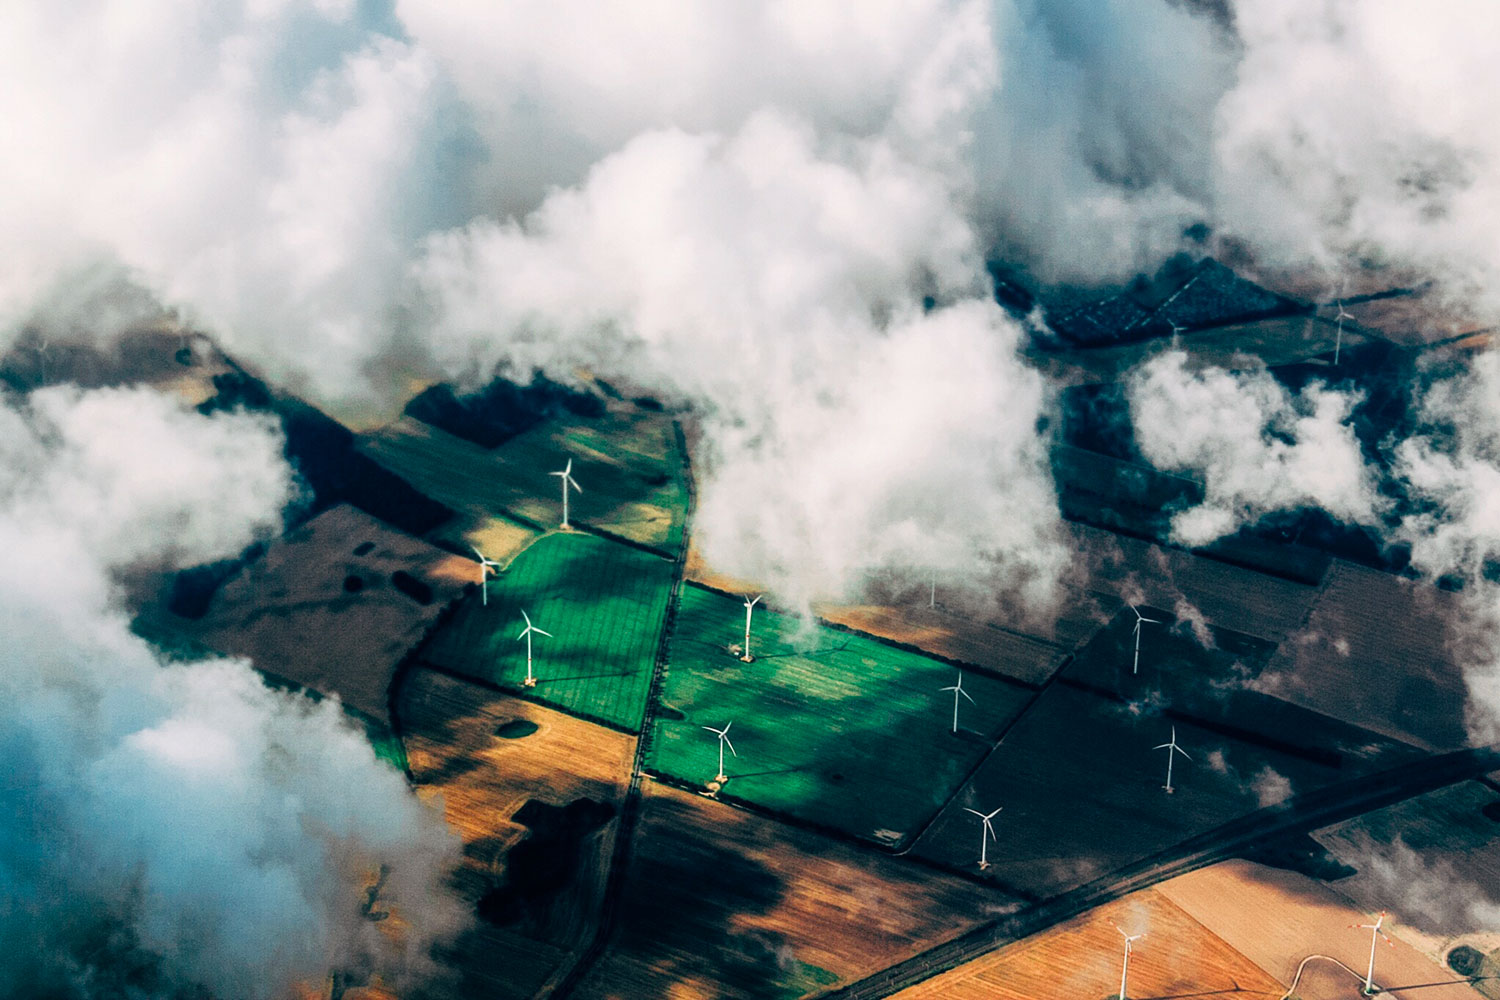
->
<box><xmin>647</xmin><ymin>585</ymin><xmax>1035</xmax><ymax>845</ymax></box>
<box><xmin>418</xmin><ymin>531</ymin><xmax>676</xmax><ymax>729</ymax></box>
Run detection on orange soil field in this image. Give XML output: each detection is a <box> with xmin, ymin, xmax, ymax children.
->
<box><xmin>1257</xmin><ymin>560</ymin><xmax>1470</xmax><ymax>749</ymax></box>
<box><xmin>891</xmin><ymin>884</ymin><xmax>1285</xmax><ymax>1000</ymax></box>
<box><xmin>169</xmin><ymin>504</ymin><xmax>471</xmax><ymax>724</ymax></box>
<box><xmin>1158</xmin><ymin>860</ymin><xmax>1486</xmax><ymax>1000</ymax></box>
<box><xmin>572</xmin><ymin>782</ymin><xmax>1017</xmax><ymax>1000</ymax></box>
<box><xmin>397</xmin><ymin>669</ymin><xmax>636</xmax><ymax>1000</ymax></box>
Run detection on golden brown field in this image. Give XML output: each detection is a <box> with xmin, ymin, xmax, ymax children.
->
<box><xmin>397</xmin><ymin>669</ymin><xmax>636</xmax><ymax>1000</ymax></box>
<box><xmin>890</xmin><ymin>885</ymin><xmax>1284</xmax><ymax>1000</ymax></box>
<box><xmin>571</xmin><ymin>782</ymin><xmax>1018</xmax><ymax>1000</ymax></box>
<box><xmin>1158</xmin><ymin>860</ymin><xmax>1485</xmax><ymax>1000</ymax></box>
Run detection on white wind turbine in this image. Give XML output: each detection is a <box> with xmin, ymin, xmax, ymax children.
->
<box><xmin>550</xmin><ymin>458</ymin><xmax>582</xmax><ymax>530</ymax></box>
<box><xmin>940</xmin><ymin>672</ymin><xmax>975</xmax><ymax>734</ymax></box>
<box><xmin>1351</xmin><ymin>910</ymin><xmax>1395</xmax><ymax>995</ymax></box>
<box><xmin>1115</xmin><ymin>925</ymin><xmax>1145</xmax><ymax>1000</ymax></box>
<box><xmin>703</xmin><ymin>721</ymin><xmax>737</xmax><ymax>782</ymax></box>
<box><xmin>1130</xmin><ymin>605</ymin><xmax>1160</xmax><ymax>676</ymax></box>
<box><xmin>1334</xmin><ymin>300</ymin><xmax>1354</xmax><ymax>365</ymax></box>
<box><xmin>740</xmin><ymin>594</ymin><xmax>761</xmax><ymax>662</ymax></box>
<box><xmin>470</xmin><ymin>545</ymin><xmax>501</xmax><ymax>605</ymax></box>
<box><xmin>1153</xmin><ymin>725</ymin><xmax>1192</xmax><ymax>793</ymax></box>
<box><xmin>1168</xmin><ymin>319</ymin><xmax>1185</xmax><ymax>348</ymax></box>
<box><xmin>516</xmin><ymin>609</ymin><xmax>551</xmax><ymax>688</ymax></box>
<box><xmin>962</xmin><ymin>805</ymin><xmax>1002</xmax><ymax>869</ymax></box>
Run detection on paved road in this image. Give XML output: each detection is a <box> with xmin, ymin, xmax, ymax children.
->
<box><xmin>818</xmin><ymin>743</ymin><xmax>1500</xmax><ymax>1000</ymax></box>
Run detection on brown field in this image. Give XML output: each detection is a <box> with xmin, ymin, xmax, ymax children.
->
<box><xmin>161</xmin><ymin>504</ymin><xmax>471</xmax><ymax>724</ymax></box>
<box><xmin>1159</xmin><ymin>860</ymin><xmax>1485</xmax><ymax>1000</ymax></box>
<box><xmin>891</xmin><ymin>884</ymin><xmax>1284</xmax><ymax>1000</ymax></box>
<box><xmin>0</xmin><ymin>325</ymin><xmax>236</xmax><ymax>401</ymax></box>
<box><xmin>572</xmin><ymin>782</ymin><xmax>1017</xmax><ymax>1000</ymax></box>
<box><xmin>397</xmin><ymin>669</ymin><xmax>636</xmax><ymax>1000</ymax></box>
<box><xmin>1256</xmin><ymin>561</ymin><xmax>1470</xmax><ymax>750</ymax></box>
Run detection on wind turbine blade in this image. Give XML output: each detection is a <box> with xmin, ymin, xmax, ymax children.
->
<box><xmin>534</xmin><ymin>627</ymin><xmax>553</xmax><ymax>637</ymax></box>
<box><xmin>986</xmin><ymin>807</ymin><xmax>1003</xmax><ymax>820</ymax></box>
<box><xmin>568</xmin><ymin>476</ymin><xmax>582</xmax><ymax>493</ymax></box>
<box><xmin>517</xmin><ymin>627</ymin><xmax>529</xmax><ymax>640</ymax></box>
<box><xmin>939</xmin><ymin>685</ymin><xmax>959</xmax><ymax>693</ymax></box>
<box><xmin>522</xmin><ymin>610</ymin><xmax>532</xmax><ymax>626</ymax></box>
<box><xmin>984</xmin><ymin>824</ymin><xmax>996</xmax><ymax>843</ymax></box>
<box><xmin>722</xmin><ymin>721</ymin><xmax>732</xmax><ymax>734</ymax></box>
<box><xmin>470</xmin><ymin>545</ymin><xmax>485</xmax><ymax>559</ymax></box>
<box><xmin>959</xmin><ymin>688</ymin><xmax>975</xmax><ymax>704</ymax></box>
<box><xmin>1175</xmin><ymin>746</ymin><xmax>1192</xmax><ymax>760</ymax></box>
<box><xmin>1153</xmin><ymin>742</ymin><xmax>1172</xmax><ymax>750</ymax></box>
<box><xmin>963</xmin><ymin>808</ymin><xmax>985</xmax><ymax>818</ymax></box>
<box><xmin>723</xmin><ymin>736</ymin><xmax>736</xmax><ymax>756</ymax></box>
<box><xmin>1141</xmin><ymin>617</ymin><xmax>1161</xmax><ymax>624</ymax></box>
<box><xmin>702</xmin><ymin>725</ymin><xmax>722</xmax><ymax>736</ymax></box>
<box><xmin>563</xmin><ymin>459</ymin><xmax>572</xmax><ymax>476</ymax></box>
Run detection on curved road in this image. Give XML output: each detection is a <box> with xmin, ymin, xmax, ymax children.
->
<box><xmin>818</xmin><ymin>744</ymin><xmax>1500</xmax><ymax>1000</ymax></box>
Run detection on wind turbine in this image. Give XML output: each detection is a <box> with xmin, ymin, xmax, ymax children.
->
<box><xmin>469</xmin><ymin>545</ymin><xmax>501</xmax><ymax>605</ymax></box>
<box><xmin>516</xmin><ymin>610</ymin><xmax>551</xmax><ymax>688</ymax></box>
<box><xmin>34</xmin><ymin>337</ymin><xmax>50</xmax><ymax>387</ymax></box>
<box><xmin>1351</xmin><ymin>910</ymin><xmax>1394</xmax><ymax>995</ymax></box>
<box><xmin>962</xmin><ymin>805</ymin><xmax>1002</xmax><ymax>869</ymax></box>
<box><xmin>1130</xmin><ymin>605</ymin><xmax>1159</xmax><ymax>675</ymax></box>
<box><xmin>740</xmin><ymin>594</ymin><xmax>761</xmax><ymax>662</ymax></box>
<box><xmin>549</xmin><ymin>458</ymin><xmax>582</xmax><ymax>530</ymax></box>
<box><xmin>1168</xmin><ymin>319</ymin><xmax>1185</xmax><ymax>348</ymax></box>
<box><xmin>1115</xmin><ymin>925</ymin><xmax>1145</xmax><ymax>1000</ymax></box>
<box><xmin>1153</xmin><ymin>725</ymin><xmax>1192</xmax><ymax>793</ymax></box>
<box><xmin>940</xmin><ymin>672</ymin><xmax>975</xmax><ymax>734</ymax></box>
<box><xmin>1334</xmin><ymin>300</ymin><xmax>1353</xmax><ymax>365</ymax></box>
<box><xmin>703</xmin><ymin>721</ymin><xmax>737</xmax><ymax>782</ymax></box>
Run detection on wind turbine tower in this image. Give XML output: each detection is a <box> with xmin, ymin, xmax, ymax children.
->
<box><xmin>550</xmin><ymin>458</ymin><xmax>583</xmax><ymax>530</ymax></box>
<box><xmin>1334</xmin><ymin>300</ymin><xmax>1353</xmax><ymax>366</ymax></box>
<box><xmin>1153</xmin><ymin>725</ymin><xmax>1192</xmax><ymax>793</ymax></box>
<box><xmin>740</xmin><ymin>594</ymin><xmax>761</xmax><ymax>662</ymax></box>
<box><xmin>1115</xmin><ymin>925</ymin><xmax>1145</xmax><ymax>1000</ymax></box>
<box><xmin>962</xmin><ymin>805</ymin><xmax>1002</xmax><ymax>869</ymax></box>
<box><xmin>34</xmin><ymin>338</ymin><xmax>50</xmax><ymax>387</ymax></box>
<box><xmin>940</xmin><ymin>672</ymin><xmax>975</xmax><ymax>734</ymax></box>
<box><xmin>470</xmin><ymin>546</ymin><xmax>501</xmax><ymax>605</ymax></box>
<box><xmin>1130</xmin><ymin>605</ymin><xmax>1160</xmax><ymax>675</ymax></box>
<box><xmin>1351</xmin><ymin>910</ymin><xmax>1394</xmax><ymax>995</ymax></box>
<box><xmin>516</xmin><ymin>610</ymin><xmax>552</xmax><ymax>688</ymax></box>
<box><xmin>703</xmin><ymin>721</ymin><xmax>737</xmax><ymax>783</ymax></box>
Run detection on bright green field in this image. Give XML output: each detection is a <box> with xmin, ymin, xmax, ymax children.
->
<box><xmin>358</xmin><ymin>407</ymin><xmax>689</xmax><ymax>553</ymax></box>
<box><xmin>417</xmin><ymin>531</ymin><xmax>676</xmax><ymax>730</ymax></box>
<box><xmin>647</xmin><ymin>585</ymin><xmax>1035</xmax><ymax>846</ymax></box>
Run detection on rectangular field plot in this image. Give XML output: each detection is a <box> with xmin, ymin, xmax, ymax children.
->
<box><xmin>647</xmin><ymin>585</ymin><xmax>1035</xmax><ymax>845</ymax></box>
<box><xmin>572</xmin><ymin>783</ymin><xmax>1014</xmax><ymax>1000</ymax></box>
<box><xmin>359</xmin><ymin>404</ymin><xmax>688</xmax><ymax>553</ymax></box>
<box><xmin>912</xmin><ymin>679</ymin><xmax>1420</xmax><ymax>899</ymax></box>
<box><xmin>416</xmin><ymin>531</ymin><xmax>676</xmax><ymax>730</ymax></box>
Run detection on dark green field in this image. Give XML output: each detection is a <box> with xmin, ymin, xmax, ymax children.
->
<box><xmin>647</xmin><ymin>585</ymin><xmax>1035</xmax><ymax>845</ymax></box>
<box><xmin>417</xmin><ymin>531</ymin><xmax>676</xmax><ymax>729</ymax></box>
<box><xmin>358</xmin><ymin>407</ymin><xmax>688</xmax><ymax>553</ymax></box>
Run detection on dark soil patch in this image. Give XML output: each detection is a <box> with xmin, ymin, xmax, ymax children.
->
<box><xmin>352</xmin><ymin>541</ymin><xmax>375</xmax><ymax>556</ymax></box>
<box><xmin>391</xmin><ymin>570</ymin><xmax>433</xmax><ymax>605</ymax></box>
<box><xmin>343</xmin><ymin>575</ymin><xmax>365</xmax><ymax>593</ymax></box>
<box><xmin>494</xmin><ymin>719</ymin><xmax>539</xmax><ymax>739</ymax></box>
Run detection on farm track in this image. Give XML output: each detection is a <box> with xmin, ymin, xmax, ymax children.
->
<box><xmin>547</xmin><ymin>421</ymin><xmax>695</xmax><ymax>1000</ymax></box>
<box><xmin>818</xmin><ymin>742</ymin><xmax>1500</xmax><ymax>1000</ymax></box>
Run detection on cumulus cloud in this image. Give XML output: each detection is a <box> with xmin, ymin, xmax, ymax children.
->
<box><xmin>0</xmin><ymin>387</ymin><xmax>466</xmax><ymax>998</ymax></box>
<box><xmin>415</xmin><ymin>111</ymin><xmax>1067</xmax><ymax>607</ymax></box>
<box><xmin>1126</xmin><ymin>351</ymin><xmax>1381</xmax><ymax>547</ymax></box>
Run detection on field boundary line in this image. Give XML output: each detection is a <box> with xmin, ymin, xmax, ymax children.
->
<box><xmin>544</xmin><ymin>419</ymin><xmax>695</xmax><ymax>1000</ymax></box>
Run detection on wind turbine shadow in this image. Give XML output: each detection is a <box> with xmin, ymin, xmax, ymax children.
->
<box><xmin>722</xmin><ymin>764</ymin><xmax>812</xmax><ymax>779</ymax></box>
<box><xmin>1138</xmin><ymin>987</ymin><xmax>1274</xmax><ymax>999</ymax></box>
<box><xmin>537</xmin><ymin>669</ymin><xmax>637</xmax><ymax>683</ymax></box>
<box><xmin>752</xmin><ymin>641</ymin><xmax>852</xmax><ymax>663</ymax></box>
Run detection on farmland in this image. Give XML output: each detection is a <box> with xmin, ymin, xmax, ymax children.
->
<box><xmin>359</xmin><ymin>401</ymin><xmax>689</xmax><ymax>553</ymax></box>
<box><xmin>571</xmin><ymin>782</ymin><xmax>1015</xmax><ymax>1000</ymax></box>
<box><xmin>145</xmin><ymin>503</ymin><xmax>472</xmax><ymax>725</ymax></box>
<box><xmin>416</xmin><ymin>531</ymin><xmax>676</xmax><ymax>730</ymax></box>
<box><xmin>888</xmin><ymin>883</ymin><xmax>1285</xmax><ymax>1000</ymax></box>
<box><xmin>912</xmin><ymin>672</ymin><xmax>1419</xmax><ymax>897</ymax></box>
<box><xmin>397</xmin><ymin>669</ymin><xmax>635</xmax><ymax>1000</ymax></box>
<box><xmin>647</xmin><ymin>584</ymin><xmax>1036</xmax><ymax>845</ymax></box>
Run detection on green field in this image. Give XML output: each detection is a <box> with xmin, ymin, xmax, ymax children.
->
<box><xmin>358</xmin><ymin>406</ymin><xmax>689</xmax><ymax>553</ymax></box>
<box><xmin>416</xmin><ymin>531</ymin><xmax>676</xmax><ymax>729</ymax></box>
<box><xmin>647</xmin><ymin>585</ymin><xmax>1035</xmax><ymax>846</ymax></box>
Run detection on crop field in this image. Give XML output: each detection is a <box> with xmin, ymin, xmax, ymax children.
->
<box><xmin>416</xmin><ymin>531</ymin><xmax>676</xmax><ymax>730</ymax></box>
<box><xmin>912</xmin><ymin>674</ymin><xmax>1418</xmax><ymax>898</ymax></box>
<box><xmin>397</xmin><ymin>669</ymin><xmax>635</xmax><ymax>1000</ymax></box>
<box><xmin>890</xmin><ymin>885</ymin><xmax>1284</xmax><ymax>1000</ymax></box>
<box><xmin>358</xmin><ymin>402</ymin><xmax>688</xmax><ymax>553</ymax></box>
<box><xmin>1257</xmin><ymin>561</ymin><xmax>1471</xmax><ymax>749</ymax></box>
<box><xmin>152</xmin><ymin>503</ymin><xmax>472</xmax><ymax>725</ymax></box>
<box><xmin>573</xmin><ymin>782</ymin><xmax>1014</xmax><ymax>1000</ymax></box>
<box><xmin>1159</xmin><ymin>859</ymin><xmax>1484</xmax><ymax>1000</ymax></box>
<box><xmin>647</xmin><ymin>585</ymin><xmax>1036</xmax><ymax>844</ymax></box>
